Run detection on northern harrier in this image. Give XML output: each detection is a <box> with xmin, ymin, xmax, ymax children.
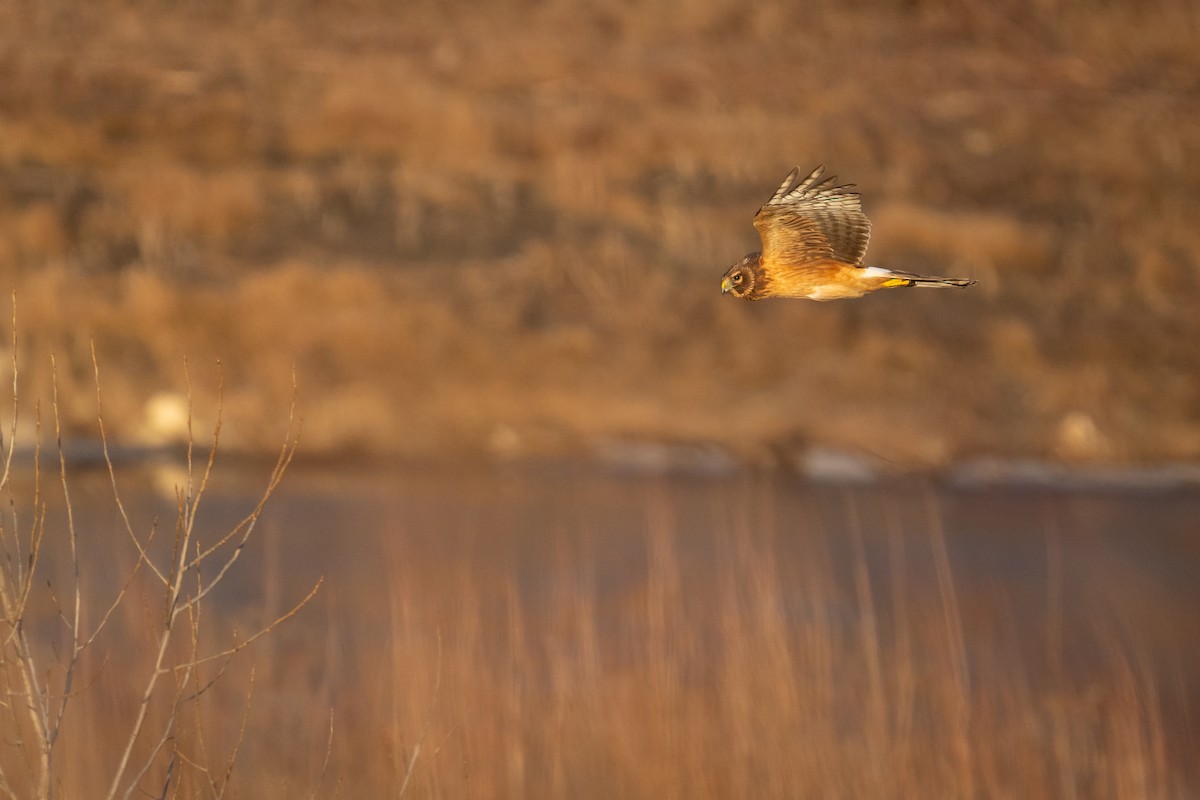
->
<box><xmin>720</xmin><ymin>166</ymin><xmax>976</xmax><ymax>300</ymax></box>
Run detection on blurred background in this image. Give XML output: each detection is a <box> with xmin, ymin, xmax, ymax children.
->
<box><xmin>0</xmin><ymin>0</ymin><xmax>1198</xmax><ymax>796</ymax></box>
<box><xmin>1</xmin><ymin>0</ymin><xmax>1198</xmax><ymax>468</ymax></box>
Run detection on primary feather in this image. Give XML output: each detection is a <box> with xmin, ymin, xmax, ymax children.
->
<box><xmin>754</xmin><ymin>165</ymin><xmax>872</xmax><ymax>268</ymax></box>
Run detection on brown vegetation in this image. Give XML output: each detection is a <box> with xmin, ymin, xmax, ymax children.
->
<box><xmin>0</xmin><ymin>341</ymin><xmax>1192</xmax><ymax>795</ymax></box>
<box><xmin>9</xmin><ymin>452</ymin><xmax>1199</xmax><ymax>797</ymax></box>
<box><xmin>1</xmin><ymin>0</ymin><xmax>1199</xmax><ymax>468</ymax></box>
<box><xmin>345</xmin><ymin>489</ymin><xmax>1197</xmax><ymax>798</ymax></box>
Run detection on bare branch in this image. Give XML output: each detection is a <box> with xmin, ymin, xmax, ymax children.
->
<box><xmin>0</xmin><ymin>291</ymin><xmax>20</xmax><ymax>496</ymax></box>
<box><xmin>91</xmin><ymin>344</ymin><xmax>167</xmax><ymax>587</ymax></box>
<box><xmin>106</xmin><ymin>625</ymin><xmax>179</xmax><ymax>800</ymax></box>
<box><xmin>186</xmin><ymin>404</ymin><xmax>296</xmax><ymax>572</ymax></box>
<box><xmin>176</xmin><ymin>578</ymin><xmax>323</xmax><ymax>673</ymax></box>
<box><xmin>214</xmin><ymin>668</ymin><xmax>254</xmax><ymax>798</ymax></box>
<box><xmin>183</xmin><ymin>433</ymin><xmax>298</xmax><ymax>610</ymax></box>
<box><xmin>308</xmin><ymin>710</ymin><xmax>337</xmax><ymax>800</ymax></box>
<box><xmin>396</xmin><ymin>628</ymin><xmax>446</xmax><ymax>799</ymax></box>
<box><xmin>46</xmin><ymin>356</ymin><xmax>84</xmax><ymax>760</ymax></box>
<box><xmin>80</xmin><ymin>527</ymin><xmax>152</xmax><ymax>650</ymax></box>
<box><xmin>182</xmin><ymin>360</ymin><xmax>222</xmax><ymax>545</ymax></box>
<box><xmin>395</xmin><ymin>744</ymin><xmax>420</xmax><ymax>799</ymax></box>
<box><xmin>155</xmin><ymin>750</ymin><xmax>176</xmax><ymax>800</ymax></box>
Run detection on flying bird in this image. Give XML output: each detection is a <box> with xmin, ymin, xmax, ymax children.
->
<box><xmin>720</xmin><ymin>166</ymin><xmax>976</xmax><ymax>300</ymax></box>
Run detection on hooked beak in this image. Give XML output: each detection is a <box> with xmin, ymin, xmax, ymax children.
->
<box><xmin>720</xmin><ymin>277</ymin><xmax>732</xmax><ymax>294</ymax></box>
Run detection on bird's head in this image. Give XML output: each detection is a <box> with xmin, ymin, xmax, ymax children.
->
<box><xmin>720</xmin><ymin>254</ymin><xmax>761</xmax><ymax>299</ymax></box>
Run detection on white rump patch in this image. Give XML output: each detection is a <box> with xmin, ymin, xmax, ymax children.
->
<box><xmin>862</xmin><ymin>266</ymin><xmax>892</xmax><ymax>278</ymax></box>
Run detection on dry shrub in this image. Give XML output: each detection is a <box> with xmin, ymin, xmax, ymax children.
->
<box><xmin>0</xmin><ymin>332</ymin><xmax>319</xmax><ymax>798</ymax></box>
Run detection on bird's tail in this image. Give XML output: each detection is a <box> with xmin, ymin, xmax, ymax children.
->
<box><xmin>874</xmin><ymin>268</ymin><xmax>976</xmax><ymax>289</ymax></box>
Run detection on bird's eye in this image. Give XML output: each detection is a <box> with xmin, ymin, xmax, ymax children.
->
<box><xmin>732</xmin><ymin>273</ymin><xmax>743</xmax><ymax>284</ymax></box>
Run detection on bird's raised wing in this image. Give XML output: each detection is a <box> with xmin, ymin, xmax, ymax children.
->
<box><xmin>753</xmin><ymin>166</ymin><xmax>872</xmax><ymax>267</ymax></box>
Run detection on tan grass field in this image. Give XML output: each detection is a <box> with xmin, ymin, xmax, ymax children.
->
<box><xmin>7</xmin><ymin>459</ymin><xmax>1196</xmax><ymax>797</ymax></box>
<box><xmin>0</xmin><ymin>0</ymin><xmax>1198</xmax><ymax>466</ymax></box>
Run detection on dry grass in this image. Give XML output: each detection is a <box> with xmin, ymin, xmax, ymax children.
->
<box><xmin>0</xmin><ymin>0</ymin><xmax>1197</xmax><ymax>466</ymax></box>
<box><xmin>259</xmin><ymin>478</ymin><xmax>1195</xmax><ymax>798</ymax></box>
<box><xmin>0</xmin><ymin>429</ymin><xmax>1195</xmax><ymax>795</ymax></box>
